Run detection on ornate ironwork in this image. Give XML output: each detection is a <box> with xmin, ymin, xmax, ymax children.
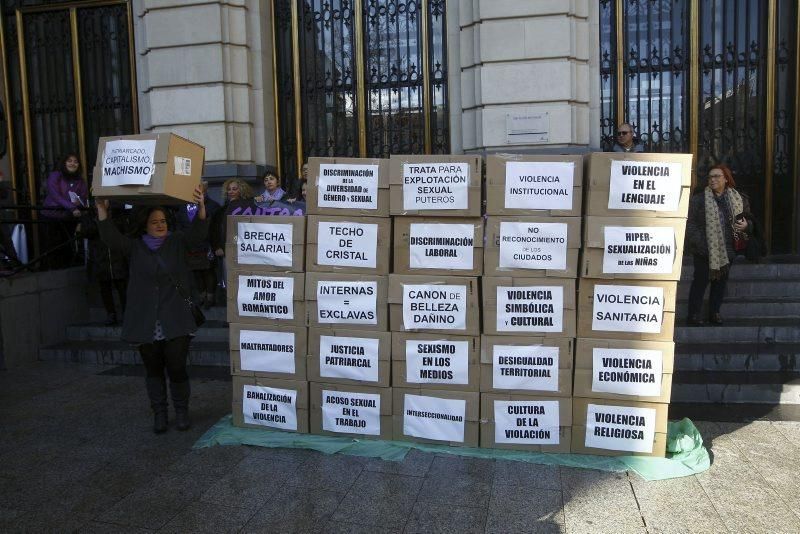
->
<box><xmin>274</xmin><ymin>0</ymin><xmax>298</xmax><ymax>184</ymax></box>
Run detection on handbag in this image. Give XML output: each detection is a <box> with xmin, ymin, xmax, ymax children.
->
<box><xmin>152</xmin><ymin>253</ymin><xmax>206</xmax><ymax>328</ymax></box>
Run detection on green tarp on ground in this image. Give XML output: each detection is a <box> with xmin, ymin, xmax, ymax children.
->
<box><xmin>194</xmin><ymin>415</ymin><xmax>710</xmax><ymax>481</ymax></box>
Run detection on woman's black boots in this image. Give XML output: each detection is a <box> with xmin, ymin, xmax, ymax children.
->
<box><xmin>171</xmin><ymin>381</ymin><xmax>191</xmax><ymax>431</ymax></box>
<box><xmin>145</xmin><ymin>377</ymin><xmax>168</xmax><ymax>434</ymax></box>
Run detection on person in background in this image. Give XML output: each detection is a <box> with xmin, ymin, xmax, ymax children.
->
<box><xmin>611</xmin><ymin>123</ymin><xmax>644</xmax><ymax>153</ymax></box>
<box><xmin>175</xmin><ymin>181</ymin><xmax>220</xmax><ymax>309</ymax></box>
<box><xmin>95</xmin><ymin>185</ymin><xmax>208</xmax><ymax>433</ymax></box>
<box><xmin>210</xmin><ymin>178</ymin><xmax>254</xmax><ymax>261</ymax></box>
<box><xmin>286</xmin><ymin>179</ymin><xmax>307</xmax><ymax>204</ymax></box>
<box><xmin>41</xmin><ymin>153</ymin><xmax>88</xmax><ymax>268</ymax></box>
<box><xmin>254</xmin><ymin>171</ymin><xmax>285</xmax><ymax>207</ymax></box>
<box><xmin>685</xmin><ymin>164</ymin><xmax>754</xmax><ymax>326</ymax></box>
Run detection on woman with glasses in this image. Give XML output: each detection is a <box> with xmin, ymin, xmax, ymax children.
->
<box><xmin>612</xmin><ymin>123</ymin><xmax>644</xmax><ymax>153</ymax></box>
<box><xmin>685</xmin><ymin>164</ymin><xmax>754</xmax><ymax>326</ymax></box>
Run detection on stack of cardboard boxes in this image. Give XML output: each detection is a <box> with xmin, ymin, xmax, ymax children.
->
<box><xmin>479</xmin><ymin>155</ymin><xmax>583</xmax><ymax>452</ymax></box>
<box><xmin>573</xmin><ymin>152</ymin><xmax>693</xmax><ymax>457</ymax></box>
<box><xmin>388</xmin><ymin>155</ymin><xmax>484</xmax><ymax>447</ymax></box>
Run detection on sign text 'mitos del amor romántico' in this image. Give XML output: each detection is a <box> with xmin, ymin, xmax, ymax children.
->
<box><xmin>317</xmin><ymin>164</ymin><xmax>379</xmax><ymax>210</ymax></box>
<box><xmin>504</xmin><ymin>161</ymin><xmax>574</xmax><ymax>210</ymax></box>
<box><xmin>608</xmin><ymin>160</ymin><xmax>683</xmax><ymax>211</ymax></box>
<box><xmin>403</xmin><ymin>162</ymin><xmax>470</xmax><ymax>210</ymax></box>
<box><xmin>237</xmin><ymin>275</ymin><xmax>294</xmax><ymax>319</ymax></box>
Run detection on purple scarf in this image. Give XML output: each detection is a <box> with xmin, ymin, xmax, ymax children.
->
<box><xmin>142</xmin><ymin>232</ymin><xmax>170</xmax><ymax>251</ymax></box>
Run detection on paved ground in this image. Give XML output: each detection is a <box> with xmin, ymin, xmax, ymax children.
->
<box><xmin>1</xmin><ymin>363</ymin><xmax>799</xmax><ymax>533</ymax></box>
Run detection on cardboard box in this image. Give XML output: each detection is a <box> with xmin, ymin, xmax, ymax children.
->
<box><xmin>309</xmin><ymin>382</ymin><xmax>393</xmax><ymax>440</ymax></box>
<box><xmin>93</xmin><ymin>133</ymin><xmax>204</xmax><ymax>204</ymax></box>
<box><xmin>573</xmin><ymin>338</ymin><xmax>675</xmax><ymax>403</ymax></box>
<box><xmin>391</xmin><ymin>332</ymin><xmax>481</xmax><ymax>391</ymax></box>
<box><xmin>307</xmin><ymin>327</ymin><xmax>392</xmax><ymax>387</ymax></box>
<box><xmin>232</xmin><ymin>376</ymin><xmax>309</xmax><ymax>433</ymax></box>
<box><xmin>585</xmin><ymin>152</ymin><xmax>693</xmax><ymax>218</ymax></box>
<box><xmin>393</xmin><ymin>217</ymin><xmax>484</xmax><ymax>276</ymax></box>
<box><xmin>479</xmin><ymin>335</ymin><xmax>574</xmax><ymax>397</ymax></box>
<box><xmin>571</xmin><ymin>397</ymin><xmax>668</xmax><ymax>457</ymax></box>
<box><xmin>305</xmin><ymin>272</ymin><xmax>388</xmax><ymax>331</ymax></box>
<box><xmin>577</xmin><ymin>279</ymin><xmax>677</xmax><ymax>342</ymax></box>
<box><xmin>306</xmin><ymin>215</ymin><xmax>391</xmax><ymax>274</ymax></box>
<box><xmin>306</xmin><ymin>157</ymin><xmax>390</xmax><ymax>217</ymax></box>
<box><xmin>480</xmin><ymin>394</ymin><xmax>572</xmax><ymax>452</ymax></box>
<box><xmin>482</xmin><ymin>277</ymin><xmax>577</xmax><ymax>338</ymax></box>
<box><xmin>484</xmin><ymin>216</ymin><xmax>581</xmax><ymax>278</ymax></box>
<box><xmin>389</xmin><ymin>154</ymin><xmax>482</xmax><ymax>217</ymax></box>
<box><xmin>581</xmin><ymin>216</ymin><xmax>686</xmax><ymax>281</ymax></box>
<box><xmin>485</xmin><ymin>154</ymin><xmax>584</xmax><ymax>216</ymax></box>
<box><xmin>392</xmin><ymin>388</ymin><xmax>480</xmax><ymax>447</ymax></box>
<box><xmin>224</xmin><ymin>215</ymin><xmax>305</xmax><ymax>273</ymax></box>
<box><xmin>227</xmin><ymin>270</ymin><xmax>305</xmax><ymax>326</ymax></box>
<box><xmin>388</xmin><ymin>274</ymin><xmax>481</xmax><ymax>335</ymax></box>
<box><xmin>229</xmin><ymin>323</ymin><xmax>307</xmax><ymax>380</ymax></box>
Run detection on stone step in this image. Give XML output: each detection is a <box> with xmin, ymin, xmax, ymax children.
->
<box><xmin>88</xmin><ymin>305</ymin><xmax>228</xmax><ymax>323</ymax></box>
<box><xmin>675</xmin><ymin>342</ymin><xmax>800</xmax><ymax>372</ymax></box>
<box><xmin>679</xmin><ymin>262</ymin><xmax>800</xmax><ymax>281</ymax></box>
<box><xmin>66</xmin><ymin>320</ymin><xmax>230</xmax><ymax>342</ymax></box>
<box><xmin>675</xmin><ymin>279</ymin><xmax>800</xmax><ymax>299</ymax></box>
<box><xmin>674</xmin><ymin>319</ymin><xmax>800</xmax><ymax>344</ymax></box>
<box><xmin>39</xmin><ymin>340</ymin><xmax>231</xmax><ymax>367</ymax></box>
<box><xmin>674</xmin><ymin>298</ymin><xmax>800</xmax><ymax>319</ymax></box>
<box><xmin>670</xmin><ymin>370</ymin><xmax>800</xmax><ymax>404</ymax></box>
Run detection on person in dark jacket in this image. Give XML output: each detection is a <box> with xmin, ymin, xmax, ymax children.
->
<box><xmin>96</xmin><ymin>185</ymin><xmax>208</xmax><ymax>433</ymax></box>
<box><xmin>41</xmin><ymin>153</ymin><xmax>89</xmax><ymax>269</ymax></box>
<box><xmin>610</xmin><ymin>123</ymin><xmax>645</xmax><ymax>153</ymax></box>
<box><xmin>685</xmin><ymin>164</ymin><xmax>754</xmax><ymax>326</ymax></box>
<box><xmin>175</xmin><ymin>181</ymin><xmax>221</xmax><ymax>309</ymax></box>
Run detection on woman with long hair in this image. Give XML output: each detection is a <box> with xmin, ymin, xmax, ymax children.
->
<box><xmin>41</xmin><ymin>153</ymin><xmax>88</xmax><ymax>268</ymax></box>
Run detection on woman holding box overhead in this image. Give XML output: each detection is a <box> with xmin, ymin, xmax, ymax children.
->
<box><xmin>95</xmin><ymin>185</ymin><xmax>208</xmax><ymax>433</ymax></box>
<box><xmin>685</xmin><ymin>164</ymin><xmax>754</xmax><ymax>326</ymax></box>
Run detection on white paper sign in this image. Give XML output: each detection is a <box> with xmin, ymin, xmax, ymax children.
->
<box><xmin>317</xmin><ymin>164</ymin><xmax>379</xmax><ymax>210</ymax></box>
<box><xmin>585</xmin><ymin>403</ymin><xmax>656</xmax><ymax>453</ymax></box>
<box><xmin>602</xmin><ymin>226</ymin><xmax>675</xmax><ymax>275</ymax></box>
<box><xmin>592</xmin><ymin>348</ymin><xmax>663</xmax><ymax>397</ymax></box>
<box><xmin>237</xmin><ymin>222</ymin><xmax>293</xmax><ymax>267</ymax></box>
<box><xmin>592</xmin><ymin>284</ymin><xmax>665</xmax><ymax>333</ymax></box>
<box><xmin>498</xmin><ymin>222</ymin><xmax>568</xmax><ymax>271</ymax></box>
<box><xmin>504</xmin><ymin>161</ymin><xmax>574</xmax><ymax>210</ymax></box>
<box><xmin>316</xmin><ymin>281</ymin><xmax>377</xmax><ymax>325</ymax></box>
<box><xmin>405</xmin><ymin>339</ymin><xmax>469</xmax><ymax>385</ymax></box>
<box><xmin>494</xmin><ymin>400</ymin><xmax>560</xmax><ymax>444</ymax></box>
<box><xmin>322</xmin><ymin>389</ymin><xmax>381</xmax><ymax>435</ymax></box>
<box><xmin>317</xmin><ymin>221</ymin><xmax>378</xmax><ymax>269</ymax></box>
<box><xmin>173</xmin><ymin>156</ymin><xmax>191</xmax><ymax>176</ymax></box>
<box><xmin>608</xmin><ymin>160</ymin><xmax>683</xmax><ymax>211</ymax></box>
<box><xmin>402</xmin><ymin>284</ymin><xmax>467</xmax><ymax>331</ymax></box>
<box><xmin>101</xmin><ymin>139</ymin><xmax>157</xmax><ymax>186</ymax></box>
<box><xmin>496</xmin><ymin>285</ymin><xmax>564</xmax><ymax>333</ymax></box>
<box><xmin>403</xmin><ymin>394</ymin><xmax>466</xmax><ymax>442</ymax></box>
<box><xmin>237</xmin><ymin>275</ymin><xmax>294</xmax><ymax>319</ymax></box>
<box><xmin>409</xmin><ymin>223</ymin><xmax>475</xmax><ymax>270</ymax></box>
<box><xmin>403</xmin><ymin>162</ymin><xmax>470</xmax><ymax>210</ymax></box>
<box><xmin>239</xmin><ymin>330</ymin><xmax>296</xmax><ymax>374</ymax></box>
<box><xmin>492</xmin><ymin>345</ymin><xmax>559</xmax><ymax>391</ymax></box>
<box><xmin>242</xmin><ymin>385</ymin><xmax>298</xmax><ymax>430</ymax></box>
<box><xmin>319</xmin><ymin>335</ymin><xmax>380</xmax><ymax>383</ymax></box>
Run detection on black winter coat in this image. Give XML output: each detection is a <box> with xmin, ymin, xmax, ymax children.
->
<box><xmin>98</xmin><ymin>217</ymin><xmax>209</xmax><ymax>343</ymax></box>
<box><xmin>174</xmin><ymin>197</ymin><xmax>220</xmax><ymax>271</ymax></box>
<box><xmin>78</xmin><ymin>209</ymin><xmax>131</xmax><ymax>282</ymax></box>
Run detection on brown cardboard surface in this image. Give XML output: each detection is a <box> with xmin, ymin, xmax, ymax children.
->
<box><xmin>573</xmin><ymin>338</ymin><xmax>674</xmax><ymax>403</ymax></box>
<box><xmin>581</xmin><ymin>216</ymin><xmax>686</xmax><ymax>281</ymax></box>
<box><xmin>304</xmin><ymin>272</ymin><xmax>388</xmax><ymax>331</ymax></box>
<box><xmin>479</xmin><ymin>335</ymin><xmax>574</xmax><ymax>396</ymax></box>
<box><xmin>309</xmin><ymin>382</ymin><xmax>393</xmax><ymax>440</ymax></box>
<box><xmin>388</xmin><ymin>274</ymin><xmax>481</xmax><ymax>335</ymax></box>
<box><xmin>389</xmin><ymin>155</ymin><xmax>482</xmax><ymax>217</ymax></box>
<box><xmin>577</xmin><ymin>279</ymin><xmax>677</xmax><ymax>342</ymax></box>
<box><xmin>479</xmin><ymin>393</ymin><xmax>572</xmax><ymax>452</ymax></box>
<box><xmin>393</xmin><ymin>217</ymin><xmax>484</xmax><ymax>276</ymax></box>
<box><xmin>226</xmin><ymin>270</ymin><xmax>306</xmax><ymax>326</ymax></box>
<box><xmin>485</xmin><ymin>154</ymin><xmax>584</xmax><ymax>216</ymax></box>
<box><xmin>231</xmin><ymin>376</ymin><xmax>309</xmax><ymax>432</ymax></box>
<box><xmin>392</xmin><ymin>388</ymin><xmax>480</xmax><ymax>447</ymax></box>
<box><xmin>306</xmin><ymin>157</ymin><xmax>390</xmax><ymax>217</ymax></box>
<box><xmin>93</xmin><ymin>133</ymin><xmax>204</xmax><ymax>204</ymax></box>
<box><xmin>229</xmin><ymin>323</ymin><xmax>307</xmax><ymax>380</ymax></box>
<box><xmin>482</xmin><ymin>277</ymin><xmax>577</xmax><ymax>338</ymax></box>
<box><xmin>306</xmin><ymin>215</ymin><xmax>392</xmax><ymax>274</ymax></box>
<box><xmin>571</xmin><ymin>397</ymin><xmax>668</xmax><ymax>457</ymax></box>
<box><xmin>484</xmin><ymin>216</ymin><xmax>581</xmax><ymax>278</ymax></box>
<box><xmin>390</xmin><ymin>332</ymin><xmax>480</xmax><ymax>391</ymax></box>
<box><xmin>307</xmin><ymin>328</ymin><xmax>392</xmax><ymax>387</ymax></box>
<box><xmin>224</xmin><ymin>215</ymin><xmax>305</xmax><ymax>272</ymax></box>
<box><xmin>585</xmin><ymin>152</ymin><xmax>693</xmax><ymax>218</ymax></box>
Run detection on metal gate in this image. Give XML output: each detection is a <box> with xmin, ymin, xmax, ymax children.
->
<box><xmin>600</xmin><ymin>0</ymin><xmax>799</xmax><ymax>254</ymax></box>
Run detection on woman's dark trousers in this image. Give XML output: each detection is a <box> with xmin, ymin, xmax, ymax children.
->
<box><xmin>139</xmin><ymin>336</ymin><xmax>191</xmax><ymax>431</ymax></box>
<box><xmin>688</xmin><ymin>254</ymin><xmax>730</xmax><ymax>319</ymax></box>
